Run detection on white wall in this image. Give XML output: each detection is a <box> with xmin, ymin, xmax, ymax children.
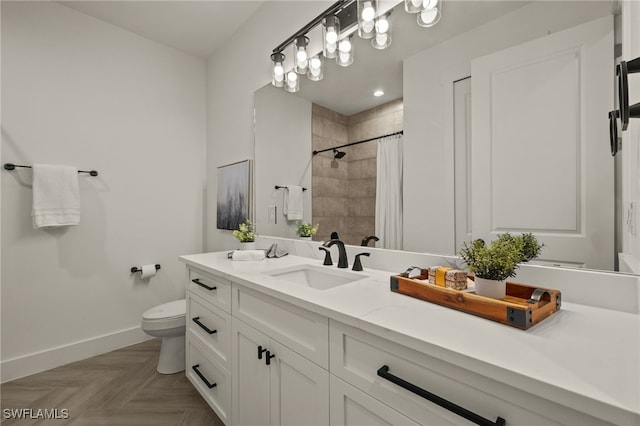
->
<box><xmin>205</xmin><ymin>1</ymin><xmax>330</xmax><ymax>252</ymax></box>
<box><xmin>1</xmin><ymin>1</ymin><xmax>206</xmax><ymax>381</ymax></box>
<box><xmin>403</xmin><ymin>1</ymin><xmax>612</xmax><ymax>254</ymax></box>
<box><xmin>254</xmin><ymin>85</ymin><xmax>312</xmax><ymax>239</ymax></box>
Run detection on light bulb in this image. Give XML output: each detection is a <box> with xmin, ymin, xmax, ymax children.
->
<box><xmin>375</xmin><ymin>32</ymin><xmax>388</xmax><ymax>45</ymax></box>
<box><xmin>309</xmin><ymin>57</ymin><xmax>321</xmax><ymax>69</ymax></box>
<box><xmin>339</xmin><ymin>52</ymin><xmax>351</xmax><ymax>63</ymax></box>
<box><xmin>374</xmin><ymin>90</ymin><xmax>384</xmax><ymax>97</ymax></box>
<box><xmin>326</xmin><ymin>42</ymin><xmax>337</xmax><ymax>53</ymax></box>
<box><xmin>423</xmin><ymin>0</ymin><xmax>438</xmax><ymax>9</ymax></box>
<box><xmin>326</xmin><ymin>30</ymin><xmax>338</xmax><ymax>44</ymax></box>
<box><xmin>310</xmin><ymin>67</ymin><xmax>321</xmax><ymax>77</ymax></box>
<box><xmin>361</xmin><ymin>1</ymin><xmax>375</xmax><ymax>21</ymax></box>
<box><xmin>411</xmin><ymin>0</ymin><xmax>422</xmax><ymax>7</ymax></box>
<box><xmin>287</xmin><ymin>71</ymin><xmax>297</xmax><ymax>82</ymax></box>
<box><xmin>273</xmin><ymin>64</ymin><xmax>284</xmax><ymax>76</ymax></box>
<box><xmin>375</xmin><ymin>17</ymin><xmax>389</xmax><ymax>33</ymax></box>
<box><xmin>362</xmin><ymin>20</ymin><xmax>375</xmax><ymax>34</ymax></box>
<box><xmin>339</xmin><ymin>39</ymin><xmax>352</xmax><ymax>53</ymax></box>
<box><xmin>296</xmin><ymin>50</ymin><xmax>307</xmax><ymax>62</ymax></box>
<box><xmin>417</xmin><ymin>7</ymin><xmax>440</xmax><ymax>27</ymax></box>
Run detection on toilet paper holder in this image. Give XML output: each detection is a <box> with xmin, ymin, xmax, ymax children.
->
<box><xmin>131</xmin><ymin>264</ymin><xmax>161</xmax><ymax>274</ymax></box>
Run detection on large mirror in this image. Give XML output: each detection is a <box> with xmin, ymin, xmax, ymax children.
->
<box><xmin>254</xmin><ymin>0</ymin><xmax>628</xmax><ymax>273</ymax></box>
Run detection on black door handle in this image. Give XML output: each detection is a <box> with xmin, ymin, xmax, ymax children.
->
<box><xmin>265</xmin><ymin>350</ymin><xmax>276</xmax><ymax>365</ymax></box>
<box><xmin>192</xmin><ymin>278</ymin><xmax>216</xmax><ymax>291</ymax></box>
<box><xmin>258</xmin><ymin>345</ymin><xmax>267</xmax><ymax>359</ymax></box>
<box><xmin>192</xmin><ymin>317</ymin><xmax>217</xmax><ymax>334</ymax></box>
<box><xmin>377</xmin><ymin>365</ymin><xmax>505</xmax><ymax>426</ymax></box>
<box><xmin>192</xmin><ymin>364</ymin><xmax>217</xmax><ymax>389</ymax></box>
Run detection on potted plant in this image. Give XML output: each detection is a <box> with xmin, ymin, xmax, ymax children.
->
<box><xmin>296</xmin><ymin>221</ymin><xmax>318</xmax><ymax>239</ymax></box>
<box><xmin>459</xmin><ymin>233</ymin><xmax>543</xmax><ymax>299</ymax></box>
<box><xmin>233</xmin><ymin>220</ymin><xmax>257</xmax><ymax>250</ymax></box>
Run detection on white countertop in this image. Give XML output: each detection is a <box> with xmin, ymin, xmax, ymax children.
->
<box><xmin>180</xmin><ymin>252</ymin><xmax>640</xmax><ymax>425</ymax></box>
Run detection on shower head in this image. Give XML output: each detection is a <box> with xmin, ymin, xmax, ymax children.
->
<box><xmin>333</xmin><ymin>149</ymin><xmax>346</xmax><ymax>159</ymax></box>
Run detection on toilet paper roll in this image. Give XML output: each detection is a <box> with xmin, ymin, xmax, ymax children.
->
<box><xmin>140</xmin><ymin>264</ymin><xmax>157</xmax><ymax>279</ymax></box>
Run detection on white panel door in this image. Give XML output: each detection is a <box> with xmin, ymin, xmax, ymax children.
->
<box><xmin>471</xmin><ymin>16</ymin><xmax>614</xmax><ymax>269</ymax></box>
<box><xmin>269</xmin><ymin>339</ymin><xmax>329</xmax><ymax>426</ymax></box>
<box><xmin>232</xmin><ymin>318</ymin><xmax>270</xmax><ymax>426</ymax></box>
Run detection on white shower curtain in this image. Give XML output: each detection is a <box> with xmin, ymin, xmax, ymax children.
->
<box><xmin>375</xmin><ymin>134</ymin><xmax>403</xmax><ymax>250</ymax></box>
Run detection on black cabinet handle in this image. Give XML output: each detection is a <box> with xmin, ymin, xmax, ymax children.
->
<box><xmin>265</xmin><ymin>350</ymin><xmax>276</xmax><ymax>366</ymax></box>
<box><xmin>377</xmin><ymin>365</ymin><xmax>505</xmax><ymax>426</ymax></box>
<box><xmin>192</xmin><ymin>364</ymin><xmax>217</xmax><ymax>389</ymax></box>
<box><xmin>192</xmin><ymin>317</ymin><xmax>217</xmax><ymax>334</ymax></box>
<box><xmin>192</xmin><ymin>278</ymin><xmax>216</xmax><ymax>291</ymax></box>
<box><xmin>258</xmin><ymin>345</ymin><xmax>267</xmax><ymax>359</ymax></box>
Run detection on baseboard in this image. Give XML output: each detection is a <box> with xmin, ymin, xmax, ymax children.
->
<box><xmin>1</xmin><ymin>326</ymin><xmax>153</xmax><ymax>383</ymax></box>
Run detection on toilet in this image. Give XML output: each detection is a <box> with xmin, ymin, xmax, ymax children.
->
<box><xmin>141</xmin><ymin>299</ymin><xmax>186</xmax><ymax>374</ymax></box>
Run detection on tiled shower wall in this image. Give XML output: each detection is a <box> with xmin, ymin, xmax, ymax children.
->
<box><xmin>312</xmin><ymin>99</ymin><xmax>403</xmax><ymax>245</ymax></box>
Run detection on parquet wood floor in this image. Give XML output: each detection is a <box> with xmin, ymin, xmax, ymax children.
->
<box><xmin>1</xmin><ymin>339</ymin><xmax>223</xmax><ymax>426</ymax></box>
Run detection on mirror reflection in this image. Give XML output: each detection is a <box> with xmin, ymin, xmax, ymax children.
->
<box><xmin>254</xmin><ymin>0</ymin><xmax>627</xmax><ymax>273</ymax></box>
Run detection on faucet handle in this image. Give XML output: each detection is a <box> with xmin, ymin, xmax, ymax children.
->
<box><xmin>319</xmin><ymin>247</ymin><xmax>333</xmax><ymax>266</ymax></box>
<box><xmin>352</xmin><ymin>253</ymin><xmax>370</xmax><ymax>271</ymax></box>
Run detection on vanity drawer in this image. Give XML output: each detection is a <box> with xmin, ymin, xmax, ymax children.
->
<box><xmin>186</xmin><ymin>337</ymin><xmax>231</xmax><ymax>425</ymax></box>
<box><xmin>329</xmin><ymin>321</ymin><xmax>607</xmax><ymax>426</ymax></box>
<box><xmin>188</xmin><ymin>267</ymin><xmax>231</xmax><ymax>314</ymax></box>
<box><xmin>232</xmin><ymin>283</ymin><xmax>329</xmax><ymax>368</ymax></box>
<box><xmin>186</xmin><ymin>293</ymin><xmax>231</xmax><ymax>371</ymax></box>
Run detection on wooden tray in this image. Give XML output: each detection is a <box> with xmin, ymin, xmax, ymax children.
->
<box><xmin>390</xmin><ymin>269</ymin><xmax>561</xmax><ymax>330</ymax></box>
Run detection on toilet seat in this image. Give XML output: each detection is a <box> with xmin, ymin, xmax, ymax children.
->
<box><xmin>141</xmin><ymin>299</ymin><xmax>186</xmax><ymax>332</ymax></box>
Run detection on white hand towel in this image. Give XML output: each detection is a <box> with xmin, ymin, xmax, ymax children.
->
<box><xmin>283</xmin><ymin>186</ymin><xmax>304</xmax><ymax>220</ymax></box>
<box><xmin>32</xmin><ymin>164</ymin><xmax>80</xmax><ymax>229</ymax></box>
<box><xmin>231</xmin><ymin>250</ymin><xmax>266</xmax><ymax>261</ymax></box>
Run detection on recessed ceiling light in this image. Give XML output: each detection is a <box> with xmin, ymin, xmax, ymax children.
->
<box><xmin>374</xmin><ymin>90</ymin><xmax>384</xmax><ymax>97</ymax></box>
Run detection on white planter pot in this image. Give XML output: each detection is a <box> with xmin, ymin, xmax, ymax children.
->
<box><xmin>239</xmin><ymin>241</ymin><xmax>256</xmax><ymax>250</ymax></box>
<box><xmin>298</xmin><ymin>235</ymin><xmax>312</xmax><ymax>240</ymax></box>
<box><xmin>474</xmin><ymin>277</ymin><xmax>506</xmax><ymax>299</ymax></box>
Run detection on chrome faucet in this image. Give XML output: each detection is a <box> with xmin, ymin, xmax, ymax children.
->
<box><xmin>322</xmin><ymin>239</ymin><xmax>348</xmax><ymax>268</ymax></box>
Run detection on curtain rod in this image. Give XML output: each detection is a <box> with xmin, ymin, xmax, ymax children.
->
<box><xmin>312</xmin><ymin>130</ymin><xmax>403</xmax><ymax>156</ymax></box>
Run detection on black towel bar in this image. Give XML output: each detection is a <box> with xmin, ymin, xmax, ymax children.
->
<box><xmin>4</xmin><ymin>163</ymin><xmax>98</xmax><ymax>176</ymax></box>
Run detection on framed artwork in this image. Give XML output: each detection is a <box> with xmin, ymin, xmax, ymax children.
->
<box><xmin>217</xmin><ymin>159</ymin><xmax>252</xmax><ymax>230</ymax></box>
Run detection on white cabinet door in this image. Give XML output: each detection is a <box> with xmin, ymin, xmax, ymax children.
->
<box><xmin>330</xmin><ymin>375</ymin><xmax>419</xmax><ymax>426</ymax></box>
<box><xmin>269</xmin><ymin>339</ymin><xmax>329</xmax><ymax>426</ymax></box>
<box><xmin>232</xmin><ymin>317</ymin><xmax>329</xmax><ymax>426</ymax></box>
<box><xmin>471</xmin><ymin>16</ymin><xmax>614</xmax><ymax>269</ymax></box>
<box><xmin>232</xmin><ymin>318</ymin><xmax>270</xmax><ymax>426</ymax></box>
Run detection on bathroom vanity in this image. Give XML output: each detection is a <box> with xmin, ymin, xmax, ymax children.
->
<box><xmin>180</xmin><ymin>251</ymin><xmax>639</xmax><ymax>426</ymax></box>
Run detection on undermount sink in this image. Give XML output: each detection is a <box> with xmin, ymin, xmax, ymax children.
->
<box><xmin>264</xmin><ymin>264</ymin><xmax>365</xmax><ymax>290</ymax></box>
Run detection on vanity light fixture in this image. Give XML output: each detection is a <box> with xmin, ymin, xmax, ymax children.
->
<box><xmin>307</xmin><ymin>54</ymin><xmax>324</xmax><ymax>81</ymax></box>
<box><xmin>270</xmin><ymin>0</ymin><xmax>443</xmax><ymax>91</ymax></box>
<box><xmin>271</xmin><ymin>52</ymin><xmax>285</xmax><ymax>88</ymax></box>
<box><xmin>372</xmin><ymin>11</ymin><xmax>392</xmax><ymax>49</ymax></box>
<box><xmin>285</xmin><ymin>71</ymin><xmax>299</xmax><ymax>93</ymax></box>
<box><xmin>337</xmin><ymin>34</ymin><xmax>354</xmax><ymax>67</ymax></box>
<box><xmin>357</xmin><ymin>0</ymin><xmax>377</xmax><ymax>39</ymax></box>
<box><xmin>294</xmin><ymin>36</ymin><xmax>310</xmax><ymax>74</ymax></box>
<box><xmin>323</xmin><ymin>15</ymin><xmax>340</xmax><ymax>59</ymax></box>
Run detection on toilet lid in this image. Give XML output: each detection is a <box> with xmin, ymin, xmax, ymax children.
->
<box><xmin>142</xmin><ymin>299</ymin><xmax>186</xmax><ymax>320</ymax></box>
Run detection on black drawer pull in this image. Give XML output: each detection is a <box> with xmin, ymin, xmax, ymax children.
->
<box><xmin>377</xmin><ymin>365</ymin><xmax>505</xmax><ymax>426</ymax></box>
<box><xmin>192</xmin><ymin>364</ymin><xmax>217</xmax><ymax>389</ymax></box>
<box><xmin>265</xmin><ymin>350</ymin><xmax>276</xmax><ymax>366</ymax></box>
<box><xmin>192</xmin><ymin>317</ymin><xmax>217</xmax><ymax>334</ymax></box>
<box><xmin>192</xmin><ymin>278</ymin><xmax>216</xmax><ymax>291</ymax></box>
